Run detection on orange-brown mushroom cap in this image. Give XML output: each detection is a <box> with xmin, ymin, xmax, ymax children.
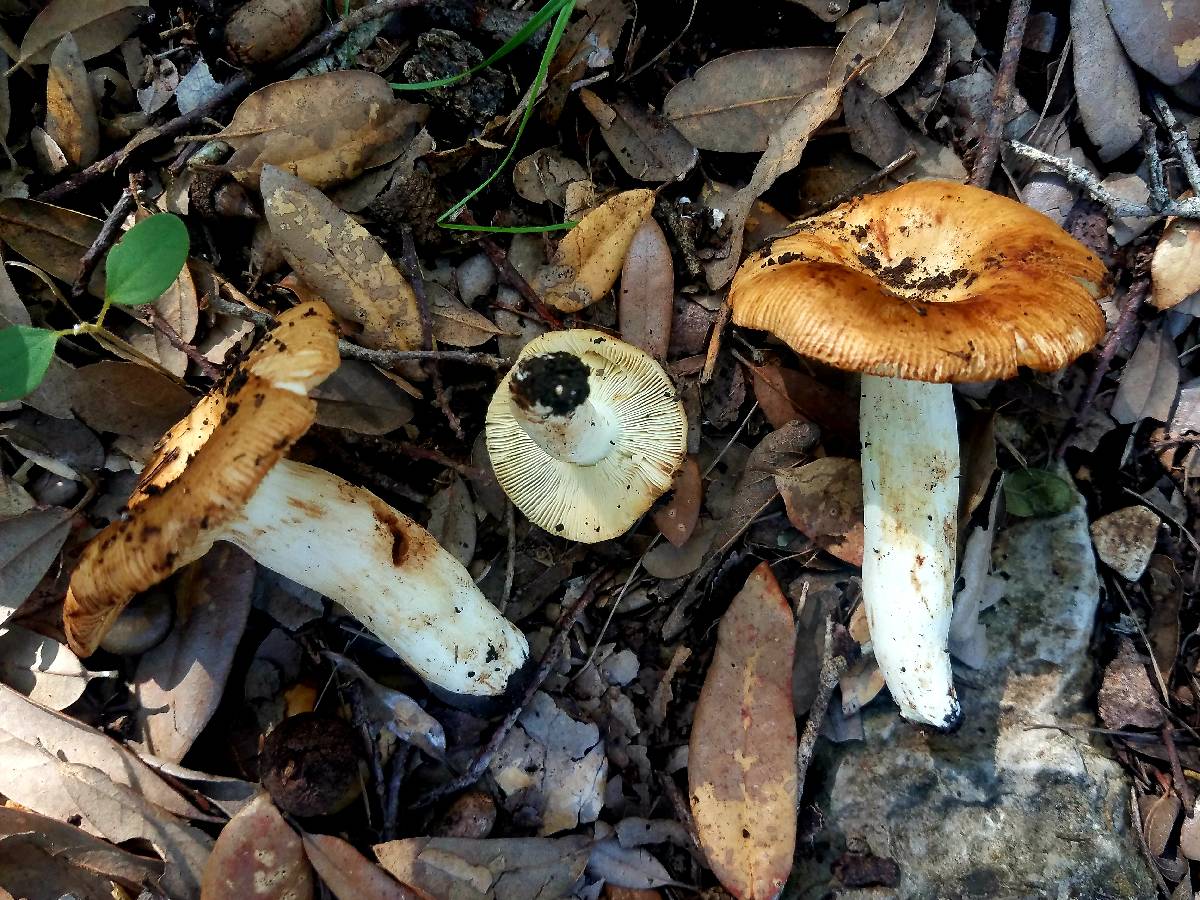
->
<box><xmin>63</xmin><ymin>300</ymin><xmax>340</xmax><ymax>656</ymax></box>
<box><xmin>729</xmin><ymin>180</ymin><xmax>1109</xmax><ymax>383</ymax></box>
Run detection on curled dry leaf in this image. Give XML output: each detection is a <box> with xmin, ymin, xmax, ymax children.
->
<box><xmin>202</xmin><ymin>792</ymin><xmax>313</xmax><ymax>900</ymax></box>
<box><xmin>16</xmin><ymin>0</ymin><xmax>148</xmax><ymax>67</ymax></box>
<box><xmin>1150</xmin><ymin>217</ymin><xmax>1200</xmax><ymax>310</ymax></box>
<box><xmin>689</xmin><ymin>562</ymin><xmax>797</xmax><ymax>900</ymax></box>
<box><xmin>261</xmin><ymin>166</ymin><xmax>422</xmax><ymax>351</ymax></box>
<box><xmin>513</xmin><ymin>147</ymin><xmax>588</xmax><ymax>206</ymax></box>
<box><xmin>216</xmin><ymin>72</ymin><xmax>427</xmax><ymax>190</ymax></box>
<box><xmin>663</xmin><ymin>48</ymin><xmax>834</xmax><ymax>153</ymax></box>
<box><xmin>776</xmin><ymin>457</ymin><xmax>865</xmax><ymax>566</ymax></box>
<box><xmin>536</xmin><ymin>189</ymin><xmax>655</xmax><ymax>312</ymax></box>
<box><xmin>619</xmin><ymin>216</ymin><xmax>673</xmax><ymax>359</ymax></box>
<box><xmin>653</xmin><ymin>456</ymin><xmax>701</xmax><ymax>547</ymax></box>
<box><xmin>133</xmin><ymin>546</ymin><xmax>255</xmax><ymax>763</ymax></box>
<box><xmin>225</xmin><ymin>0</ymin><xmax>322</xmax><ymax>66</ymax></box>
<box><xmin>302</xmin><ymin>832</ymin><xmax>418</xmax><ymax>900</ymax></box>
<box><xmin>579</xmin><ymin>90</ymin><xmax>697</xmax><ymax>182</ymax></box>
<box><xmin>373</xmin><ymin>835</ymin><xmax>592</xmax><ymax>900</ymax></box>
<box><xmin>45</xmin><ymin>34</ymin><xmax>99</xmax><ymax>168</ymax></box>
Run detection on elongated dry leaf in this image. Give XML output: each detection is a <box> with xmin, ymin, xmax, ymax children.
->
<box><xmin>202</xmin><ymin>793</ymin><xmax>313</xmax><ymax>900</ymax></box>
<box><xmin>427</xmin><ymin>475</ymin><xmax>476</xmax><ymax>568</ymax></box>
<box><xmin>0</xmin><ymin>683</ymin><xmax>211</xmax><ymax>827</ymax></box>
<box><xmin>373</xmin><ymin>836</ymin><xmax>592</xmax><ymax>900</ymax></box>
<box><xmin>690</xmin><ymin>562</ymin><xmax>797</xmax><ymax>900</ymax></box>
<box><xmin>45</xmin><ymin>33</ymin><xmax>98</xmax><ymax>167</ymax></box>
<box><xmin>69</xmin><ymin>361</ymin><xmax>195</xmax><ymax>448</ymax></box>
<box><xmin>149</xmin><ymin>257</ymin><xmax>199</xmax><ymax>376</ymax></box>
<box><xmin>776</xmin><ymin>457</ymin><xmax>865</xmax><ymax>566</ymax></box>
<box><xmin>0</xmin><ymin>198</ymin><xmax>103</xmax><ymax>294</ymax></box>
<box><xmin>303</xmin><ymin>832</ymin><xmax>418</xmax><ymax>900</ymax></box>
<box><xmin>261</xmin><ymin>166</ymin><xmax>422</xmax><ymax>351</ymax></box>
<box><xmin>746</xmin><ymin>363</ymin><xmax>856</xmax><ymax>445</ymax></box>
<box><xmin>579</xmin><ymin>90</ymin><xmax>697</xmax><ymax>182</ymax></box>
<box><xmin>217</xmin><ymin>71</ymin><xmax>427</xmax><ymax>190</ymax></box>
<box><xmin>428</xmin><ymin>282</ymin><xmax>513</xmax><ymax>348</ymax></box>
<box><xmin>536</xmin><ymin>189</ymin><xmax>655</xmax><ymax>312</ymax></box>
<box><xmin>1151</xmin><ymin>217</ymin><xmax>1200</xmax><ymax>310</ymax></box>
<box><xmin>858</xmin><ymin>0</ymin><xmax>939</xmax><ymax>97</ymax></box>
<box><xmin>0</xmin><ymin>506</ymin><xmax>70</xmax><ymax>625</ymax></box>
<box><xmin>1071</xmin><ymin>0</ymin><xmax>1142</xmax><ymax>162</ymax></box>
<box><xmin>619</xmin><ymin>216</ymin><xmax>673</xmax><ymax>358</ymax></box>
<box><xmin>17</xmin><ymin>0</ymin><xmax>148</xmax><ymax>66</ymax></box>
<box><xmin>704</xmin><ymin>0</ymin><xmax>916</xmax><ymax>288</ymax></box>
<box><xmin>587</xmin><ymin>833</ymin><xmax>680</xmax><ymax>890</ymax></box>
<box><xmin>59</xmin><ymin>760</ymin><xmax>213</xmax><ymax>900</ymax></box>
<box><xmin>0</xmin><ymin>836</ymin><xmax>115</xmax><ymax>900</ymax></box>
<box><xmin>653</xmin><ymin>456</ymin><xmax>702</xmax><ymax>547</ymax></box>
<box><xmin>0</xmin><ymin>624</ymin><xmax>99</xmax><ymax>710</ymax></box>
<box><xmin>312</xmin><ymin>360</ymin><xmax>415</xmax><ymax>434</ymax></box>
<box><xmin>0</xmin><ymin>805</ymin><xmax>164</xmax><ymax>891</ymax></box>
<box><xmin>134</xmin><ymin>546</ymin><xmax>254</xmax><ymax>763</ymax></box>
<box><xmin>843</xmin><ymin>81</ymin><xmax>967</xmax><ymax>181</ymax></box>
<box><xmin>1111</xmin><ymin>323</ymin><xmax>1180</xmax><ymax>424</ymax></box>
<box><xmin>664</xmin><ymin>48</ymin><xmax>834</xmax><ymax>153</ymax></box>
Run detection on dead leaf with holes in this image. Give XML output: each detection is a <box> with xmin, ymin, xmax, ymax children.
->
<box><xmin>261</xmin><ymin>165</ymin><xmax>423</xmax><ymax>350</ymax></box>
<box><xmin>201</xmin><ymin>793</ymin><xmax>313</xmax><ymax>900</ymax></box>
<box><xmin>689</xmin><ymin>562</ymin><xmax>797</xmax><ymax>900</ymax></box>
<box><xmin>776</xmin><ymin>457</ymin><xmax>865</xmax><ymax>566</ymax></box>
<box><xmin>216</xmin><ymin>71</ymin><xmax>428</xmax><ymax>190</ymax></box>
<box><xmin>535</xmin><ymin>189</ymin><xmax>654</xmax><ymax>312</ymax></box>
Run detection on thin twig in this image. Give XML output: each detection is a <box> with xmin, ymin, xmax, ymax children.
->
<box><xmin>411</xmin><ymin>574</ymin><xmax>606</xmax><ymax>808</ymax></box>
<box><xmin>701</xmin><ymin>299</ymin><xmax>731</xmax><ymax>385</ymax></box>
<box><xmin>970</xmin><ymin>0</ymin><xmax>1032</xmax><ymax>188</ymax></box>
<box><xmin>1151</xmin><ymin>92</ymin><xmax>1200</xmax><ymax>197</ymax></box>
<box><xmin>796</xmin><ymin>618</ymin><xmax>848</xmax><ymax>795</ymax></box>
<box><xmin>1163</xmin><ymin>724</ymin><xmax>1195</xmax><ymax>814</ymax></box>
<box><xmin>72</xmin><ymin>188</ymin><xmax>136</xmax><ymax>298</ymax></box>
<box><xmin>36</xmin><ymin>0</ymin><xmax>429</xmax><ymax>203</ymax></box>
<box><xmin>382</xmin><ymin>744</ymin><xmax>413</xmax><ymax>841</ymax></box>
<box><xmin>806</xmin><ymin>149</ymin><xmax>917</xmax><ymax>216</ymax></box>
<box><xmin>147</xmin><ymin>309</ymin><xmax>221</xmax><ymax>379</ymax></box>
<box><xmin>207</xmin><ymin>293</ymin><xmax>511</xmax><ymax>369</ymax></box>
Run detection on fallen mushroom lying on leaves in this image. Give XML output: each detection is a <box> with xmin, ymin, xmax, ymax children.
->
<box><xmin>730</xmin><ymin>180</ymin><xmax>1108</xmax><ymax>729</ymax></box>
<box><xmin>62</xmin><ymin>300</ymin><xmax>529</xmax><ymax>699</ymax></box>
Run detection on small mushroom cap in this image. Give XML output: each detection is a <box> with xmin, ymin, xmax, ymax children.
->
<box><xmin>486</xmin><ymin>329</ymin><xmax>687</xmax><ymax>543</ymax></box>
<box><xmin>63</xmin><ymin>301</ymin><xmax>339</xmax><ymax>656</ymax></box>
<box><xmin>730</xmin><ymin>180</ymin><xmax>1109</xmax><ymax>383</ymax></box>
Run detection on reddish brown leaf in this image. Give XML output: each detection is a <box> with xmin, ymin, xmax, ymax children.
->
<box><xmin>746</xmin><ymin>363</ymin><xmax>857</xmax><ymax>449</ymax></box>
<box><xmin>776</xmin><ymin>457</ymin><xmax>864</xmax><ymax>566</ymax></box>
<box><xmin>201</xmin><ymin>792</ymin><xmax>313</xmax><ymax>900</ymax></box>
<box><xmin>689</xmin><ymin>562</ymin><xmax>797</xmax><ymax>900</ymax></box>
<box><xmin>653</xmin><ymin>457</ymin><xmax>702</xmax><ymax>547</ymax></box>
<box><xmin>303</xmin><ymin>832</ymin><xmax>418</xmax><ymax>900</ymax></box>
<box><xmin>619</xmin><ymin>216</ymin><xmax>674</xmax><ymax>358</ymax></box>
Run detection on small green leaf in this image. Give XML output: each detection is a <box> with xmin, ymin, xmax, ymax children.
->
<box><xmin>104</xmin><ymin>213</ymin><xmax>189</xmax><ymax>307</ymax></box>
<box><xmin>0</xmin><ymin>326</ymin><xmax>59</xmax><ymax>402</ymax></box>
<box><xmin>1003</xmin><ymin>468</ymin><xmax>1075</xmax><ymax>518</ymax></box>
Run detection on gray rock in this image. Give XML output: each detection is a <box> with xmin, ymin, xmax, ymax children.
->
<box><xmin>795</xmin><ymin>478</ymin><xmax>1155</xmax><ymax>898</ymax></box>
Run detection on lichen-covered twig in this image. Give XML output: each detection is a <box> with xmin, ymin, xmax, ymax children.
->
<box><xmin>796</xmin><ymin>618</ymin><xmax>848</xmax><ymax>795</ymax></box>
<box><xmin>1150</xmin><ymin>92</ymin><xmax>1200</xmax><ymax>197</ymax></box>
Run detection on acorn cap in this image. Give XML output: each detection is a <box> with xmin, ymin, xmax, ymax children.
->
<box><xmin>63</xmin><ymin>301</ymin><xmax>340</xmax><ymax>656</ymax></box>
<box><xmin>729</xmin><ymin>180</ymin><xmax>1109</xmax><ymax>383</ymax></box>
<box><xmin>486</xmin><ymin>329</ymin><xmax>687</xmax><ymax>542</ymax></box>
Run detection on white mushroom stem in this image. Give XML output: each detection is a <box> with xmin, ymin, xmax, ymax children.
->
<box><xmin>219</xmin><ymin>459</ymin><xmax>529</xmax><ymax>697</ymax></box>
<box><xmin>859</xmin><ymin>374</ymin><xmax>962</xmax><ymax>730</ymax></box>
<box><xmin>512</xmin><ymin>396</ymin><xmax>618</xmax><ymax>465</ymax></box>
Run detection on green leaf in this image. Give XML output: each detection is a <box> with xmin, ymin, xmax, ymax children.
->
<box><xmin>0</xmin><ymin>326</ymin><xmax>59</xmax><ymax>402</ymax></box>
<box><xmin>1003</xmin><ymin>468</ymin><xmax>1075</xmax><ymax>518</ymax></box>
<box><xmin>104</xmin><ymin>213</ymin><xmax>189</xmax><ymax>307</ymax></box>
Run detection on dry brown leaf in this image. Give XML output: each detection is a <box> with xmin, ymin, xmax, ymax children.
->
<box><xmin>261</xmin><ymin>165</ymin><xmax>422</xmax><ymax>350</ymax></box>
<box><xmin>125</xmin><ymin>255</ymin><xmax>200</xmax><ymax>377</ymax></box>
<box><xmin>1070</xmin><ymin>0</ymin><xmax>1142</xmax><ymax>162</ymax></box>
<box><xmin>689</xmin><ymin>562</ymin><xmax>797</xmax><ymax>900</ymax></box>
<box><xmin>745</xmin><ymin>362</ymin><xmax>857</xmax><ymax>449</ymax></box>
<box><xmin>1106</xmin><ymin>0</ymin><xmax>1200</xmax><ymax>85</ymax></box>
<box><xmin>579</xmin><ymin>91</ymin><xmax>697</xmax><ymax>182</ymax></box>
<box><xmin>1097</xmin><ymin>637</ymin><xmax>1165</xmax><ymax>730</ymax></box>
<box><xmin>513</xmin><ymin>148</ymin><xmax>587</xmax><ymax>206</ymax></box>
<box><xmin>303</xmin><ymin>832</ymin><xmax>419</xmax><ymax>900</ymax></box>
<box><xmin>59</xmin><ymin>760</ymin><xmax>213</xmax><ymax>900</ymax></box>
<box><xmin>842</xmin><ymin>82</ymin><xmax>967</xmax><ymax>181</ymax></box>
<box><xmin>0</xmin><ymin>625</ymin><xmax>99</xmax><ymax>710</ymax></box>
<box><xmin>0</xmin><ymin>506</ymin><xmax>71</xmax><ymax>624</ymax></box>
<box><xmin>1146</xmin><ymin>555</ymin><xmax>1183</xmax><ymax>683</ymax></box>
<box><xmin>663</xmin><ymin>48</ymin><xmax>834</xmax><ymax>153</ymax></box>
<box><xmin>312</xmin><ymin>360</ymin><xmax>415</xmax><ymax>434</ymax></box>
<box><xmin>217</xmin><ymin>72</ymin><xmax>427</xmax><ymax>190</ymax></box>
<box><xmin>1150</xmin><ymin>216</ymin><xmax>1200</xmax><ymax>310</ymax></box>
<box><xmin>428</xmin><ymin>282</ymin><xmax>513</xmax><ymax>348</ymax></box>
<box><xmin>0</xmin><ymin>683</ymin><xmax>211</xmax><ymax>828</ymax></box>
<box><xmin>0</xmin><ymin>837</ymin><xmax>115</xmax><ymax>900</ymax></box>
<box><xmin>619</xmin><ymin>216</ymin><xmax>673</xmax><ymax>359</ymax></box>
<box><xmin>373</xmin><ymin>835</ymin><xmax>592</xmax><ymax>900</ymax></box>
<box><xmin>133</xmin><ymin>547</ymin><xmax>254</xmax><ymax>763</ymax></box>
<box><xmin>546</xmin><ymin>0</ymin><xmax>632</xmax><ymax>116</ymax></box>
<box><xmin>857</xmin><ymin>0</ymin><xmax>939</xmax><ymax>97</ymax></box>
<box><xmin>225</xmin><ymin>0</ymin><xmax>322</xmax><ymax>66</ymax></box>
<box><xmin>839</xmin><ymin>655</ymin><xmax>886</xmax><ymax>716</ymax></box>
<box><xmin>1090</xmin><ymin>505</ymin><xmax>1160</xmax><ymax>582</ymax></box>
<box><xmin>427</xmin><ymin>476</ymin><xmax>476</xmax><ymax>568</ymax></box>
<box><xmin>202</xmin><ymin>793</ymin><xmax>313</xmax><ymax>900</ymax></box>
<box><xmin>644</xmin><ymin>516</ymin><xmax>717</xmax><ymax>579</ymax></box>
<box><xmin>69</xmin><ymin>361</ymin><xmax>195</xmax><ymax>448</ymax></box>
<box><xmin>0</xmin><ymin>198</ymin><xmax>103</xmax><ymax>295</ymax></box>
<box><xmin>704</xmin><ymin>0</ymin><xmax>918</xmax><ymax>288</ymax></box>
<box><xmin>536</xmin><ymin>189</ymin><xmax>655</xmax><ymax>312</ymax></box>
<box><xmin>45</xmin><ymin>33</ymin><xmax>98</xmax><ymax>167</ymax></box>
<box><xmin>1110</xmin><ymin>323</ymin><xmax>1180</xmax><ymax>425</ymax></box>
<box><xmin>16</xmin><ymin>0</ymin><xmax>148</xmax><ymax>66</ymax></box>
<box><xmin>776</xmin><ymin>457</ymin><xmax>865</xmax><ymax>566</ymax></box>
<box><xmin>653</xmin><ymin>456</ymin><xmax>702</xmax><ymax>547</ymax></box>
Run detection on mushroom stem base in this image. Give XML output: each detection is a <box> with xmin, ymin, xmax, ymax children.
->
<box><xmin>223</xmin><ymin>459</ymin><xmax>529</xmax><ymax>696</ymax></box>
<box><xmin>860</xmin><ymin>374</ymin><xmax>962</xmax><ymax>730</ymax></box>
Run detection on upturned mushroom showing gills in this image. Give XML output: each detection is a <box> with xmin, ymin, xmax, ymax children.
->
<box><xmin>63</xmin><ymin>301</ymin><xmax>529</xmax><ymax>698</ymax></box>
<box><xmin>729</xmin><ymin>180</ymin><xmax>1107</xmax><ymax>729</ymax></box>
<box><xmin>486</xmin><ymin>329</ymin><xmax>687</xmax><ymax>543</ymax></box>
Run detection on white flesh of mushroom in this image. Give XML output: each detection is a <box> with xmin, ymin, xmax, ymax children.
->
<box><xmin>219</xmin><ymin>458</ymin><xmax>529</xmax><ymax>696</ymax></box>
<box><xmin>510</xmin><ymin>357</ymin><xmax>619</xmax><ymax>465</ymax></box>
<box><xmin>859</xmin><ymin>374</ymin><xmax>962</xmax><ymax>730</ymax></box>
